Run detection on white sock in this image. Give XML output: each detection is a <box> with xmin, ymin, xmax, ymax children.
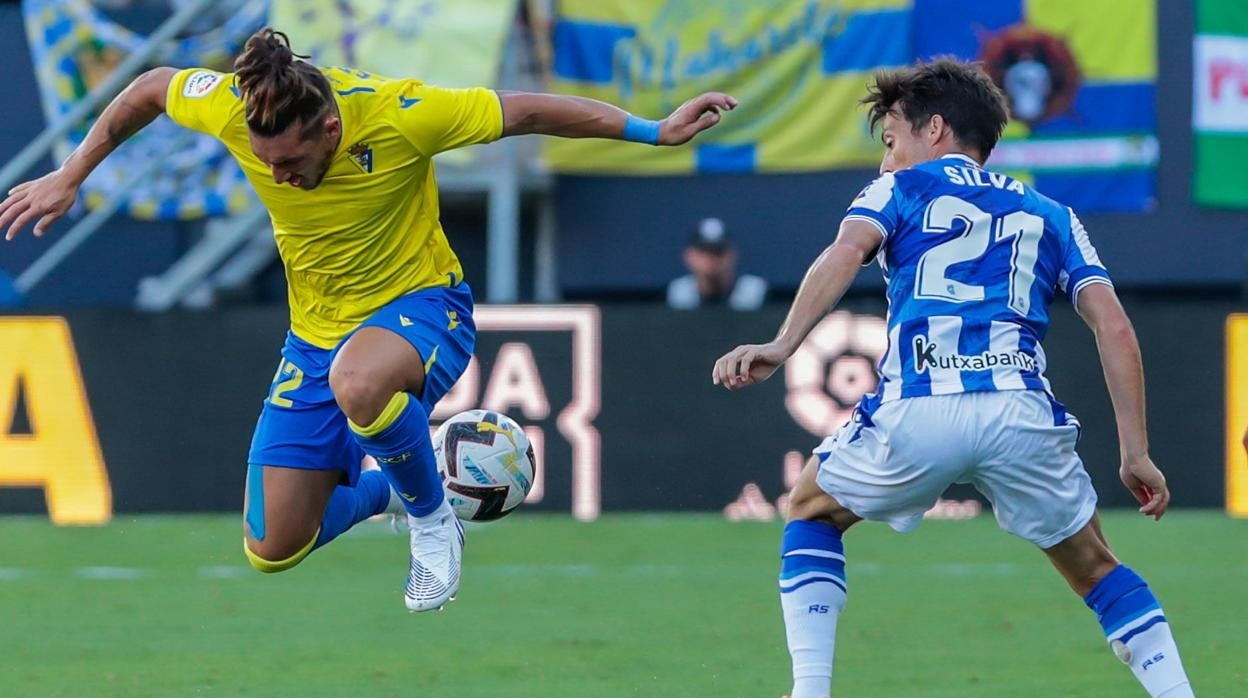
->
<box><xmin>782</xmin><ymin>579</ymin><xmax>846</xmax><ymax>698</ymax></box>
<box><xmin>780</xmin><ymin>520</ymin><xmax>847</xmax><ymax>698</ymax></box>
<box><xmin>1114</xmin><ymin>620</ymin><xmax>1193</xmax><ymax>698</ymax></box>
<box><xmin>1085</xmin><ymin>565</ymin><xmax>1193</xmax><ymax>698</ymax></box>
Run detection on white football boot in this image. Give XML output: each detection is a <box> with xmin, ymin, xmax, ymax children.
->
<box><xmin>404</xmin><ymin>497</ymin><xmax>464</xmax><ymax>612</ymax></box>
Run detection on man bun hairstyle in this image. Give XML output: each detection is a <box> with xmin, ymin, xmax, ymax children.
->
<box><xmin>861</xmin><ymin>58</ymin><xmax>1010</xmax><ymax>159</ymax></box>
<box><xmin>233</xmin><ymin>28</ymin><xmax>334</xmax><ymax>137</ymax></box>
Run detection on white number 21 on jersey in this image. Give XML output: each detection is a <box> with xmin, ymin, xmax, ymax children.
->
<box><xmin>915</xmin><ymin>195</ymin><xmax>1044</xmax><ymax>316</ymax></box>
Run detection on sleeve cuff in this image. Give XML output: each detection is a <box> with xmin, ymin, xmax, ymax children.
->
<box><xmin>1069</xmin><ymin>273</ymin><xmax>1113</xmax><ymax>305</ymax></box>
<box><xmin>164</xmin><ymin>69</ymin><xmax>186</xmax><ymax>122</ymax></box>
<box><xmin>843</xmin><ymin>210</ymin><xmax>892</xmax><ymax>241</ymax></box>
<box><xmin>841</xmin><ymin>212</ymin><xmax>890</xmax><ymax>266</ymax></box>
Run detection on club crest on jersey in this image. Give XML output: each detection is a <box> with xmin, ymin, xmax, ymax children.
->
<box><xmin>912</xmin><ymin>336</ymin><xmax>1037</xmax><ymax>374</ymax></box>
<box><xmin>347</xmin><ymin>142</ymin><xmax>373</xmax><ymax>173</ymax></box>
<box><xmin>979</xmin><ymin>25</ymin><xmax>1080</xmax><ymax>126</ymax></box>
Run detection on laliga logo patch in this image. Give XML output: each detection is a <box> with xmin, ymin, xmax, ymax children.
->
<box><xmin>979</xmin><ymin>25</ymin><xmax>1080</xmax><ymax>126</ymax></box>
<box><xmin>182</xmin><ymin>71</ymin><xmax>222</xmax><ymax>98</ymax></box>
<box><xmin>347</xmin><ymin>141</ymin><xmax>373</xmax><ymax>173</ymax></box>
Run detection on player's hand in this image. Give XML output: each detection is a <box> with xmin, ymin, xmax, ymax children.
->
<box><xmin>0</xmin><ymin>169</ymin><xmax>81</xmax><ymax>241</ymax></box>
<box><xmin>1119</xmin><ymin>455</ymin><xmax>1170</xmax><ymax>521</ymax></box>
<box><xmin>658</xmin><ymin>92</ymin><xmax>737</xmax><ymax>146</ymax></box>
<box><xmin>712</xmin><ymin>341</ymin><xmax>787</xmax><ymax>391</ymax></box>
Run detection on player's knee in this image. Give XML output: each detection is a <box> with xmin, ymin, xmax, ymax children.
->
<box><xmin>786</xmin><ymin>483</ymin><xmax>852</xmax><ymax>527</ymax></box>
<box><xmin>783</xmin><ymin>486</ymin><xmax>843</xmax><ymax>524</ymax></box>
<box><xmin>786</xmin><ymin>488</ymin><xmax>823</xmax><ymax>522</ymax></box>
<box><xmin>328</xmin><ymin>364</ymin><xmax>391</xmax><ymax>426</ymax></box>
<box><xmin>243</xmin><ymin>534</ymin><xmax>316</xmax><ymax>574</ymax></box>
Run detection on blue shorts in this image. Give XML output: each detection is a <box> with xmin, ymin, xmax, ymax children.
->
<box><xmin>247</xmin><ymin>283</ymin><xmax>476</xmax><ymax>485</ymax></box>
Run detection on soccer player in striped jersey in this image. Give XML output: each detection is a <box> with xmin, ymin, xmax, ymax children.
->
<box><xmin>0</xmin><ymin>28</ymin><xmax>735</xmax><ymax>613</ymax></box>
<box><xmin>712</xmin><ymin>59</ymin><xmax>1194</xmax><ymax>698</ymax></box>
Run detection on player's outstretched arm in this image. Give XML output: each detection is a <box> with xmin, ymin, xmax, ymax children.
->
<box><xmin>0</xmin><ymin>67</ymin><xmax>177</xmax><ymax>240</ymax></box>
<box><xmin>497</xmin><ymin>90</ymin><xmax>736</xmax><ymax>146</ymax></box>
<box><xmin>1076</xmin><ymin>282</ymin><xmax>1170</xmax><ymax>520</ymax></box>
<box><xmin>712</xmin><ymin>219</ymin><xmax>881</xmax><ymax>390</ymax></box>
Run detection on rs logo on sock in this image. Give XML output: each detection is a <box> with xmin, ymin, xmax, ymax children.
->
<box><xmin>808</xmin><ymin>604</ymin><xmax>830</xmax><ymax>614</ymax></box>
<box><xmin>1141</xmin><ymin>653</ymin><xmax>1165</xmax><ymax>671</ymax></box>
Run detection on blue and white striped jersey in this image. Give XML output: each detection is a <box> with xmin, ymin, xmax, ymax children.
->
<box><xmin>848</xmin><ymin>154</ymin><xmax>1112</xmax><ymax>417</ymax></box>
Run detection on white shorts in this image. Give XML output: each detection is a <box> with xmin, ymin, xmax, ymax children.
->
<box><xmin>813</xmin><ymin>390</ymin><xmax>1097</xmax><ymax>549</ymax></box>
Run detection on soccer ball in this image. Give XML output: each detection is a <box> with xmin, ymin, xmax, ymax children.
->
<box><xmin>433</xmin><ymin>409</ymin><xmax>535</xmax><ymax>522</ymax></box>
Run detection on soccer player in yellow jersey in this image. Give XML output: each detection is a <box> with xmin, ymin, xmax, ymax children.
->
<box><xmin>0</xmin><ymin>29</ymin><xmax>736</xmax><ymax>612</ymax></box>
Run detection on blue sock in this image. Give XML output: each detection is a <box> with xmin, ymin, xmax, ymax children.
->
<box><xmin>1084</xmin><ymin>564</ymin><xmax>1193</xmax><ymax>697</ymax></box>
<box><xmin>311</xmin><ymin>469</ymin><xmax>392</xmax><ymax>550</ymax></box>
<box><xmin>779</xmin><ymin>520</ymin><xmax>848</xmax><ymax>698</ymax></box>
<box><xmin>349</xmin><ymin>392</ymin><xmax>444</xmax><ymax>517</ymax></box>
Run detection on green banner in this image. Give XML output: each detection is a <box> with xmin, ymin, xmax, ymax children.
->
<box><xmin>1194</xmin><ymin>0</ymin><xmax>1248</xmax><ymax>208</ymax></box>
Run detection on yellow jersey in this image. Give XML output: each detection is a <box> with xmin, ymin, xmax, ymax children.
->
<box><xmin>164</xmin><ymin>66</ymin><xmax>503</xmax><ymax>348</ymax></box>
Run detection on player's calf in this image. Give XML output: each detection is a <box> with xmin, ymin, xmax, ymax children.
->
<box><xmin>778</xmin><ymin>457</ymin><xmax>858</xmax><ymax>698</ymax></box>
<box><xmin>1047</xmin><ymin>521</ymin><xmax>1194</xmax><ymax>697</ymax></box>
<box><xmin>780</xmin><ymin>518</ymin><xmax>846</xmax><ymax>698</ymax></box>
<box><xmin>244</xmin><ymin>533</ymin><xmax>318</xmax><ymax>574</ymax></box>
<box><xmin>242</xmin><ymin>495</ymin><xmax>322</xmax><ymax>574</ymax></box>
<box><xmin>242</xmin><ymin>464</ymin><xmax>392</xmax><ymax>573</ymax></box>
<box><xmin>1084</xmin><ymin>565</ymin><xmax>1195</xmax><ymax>697</ymax></box>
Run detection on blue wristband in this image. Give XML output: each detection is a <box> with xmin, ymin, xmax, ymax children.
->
<box><xmin>622</xmin><ymin>115</ymin><xmax>661</xmax><ymax>145</ymax></box>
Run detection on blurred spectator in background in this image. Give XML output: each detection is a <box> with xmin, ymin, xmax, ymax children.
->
<box><xmin>667</xmin><ymin>217</ymin><xmax>769</xmax><ymax>310</ymax></box>
<box><xmin>0</xmin><ymin>269</ymin><xmax>23</xmax><ymax>309</ymax></box>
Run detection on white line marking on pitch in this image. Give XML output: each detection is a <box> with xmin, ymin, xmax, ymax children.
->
<box><xmin>198</xmin><ymin>565</ymin><xmax>251</xmax><ymax>579</ymax></box>
<box><xmin>74</xmin><ymin>566</ymin><xmax>149</xmax><ymax>580</ymax></box>
<box><xmin>475</xmin><ymin>563</ymin><xmax>598</xmax><ymax>577</ymax></box>
<box><xmin>928</xmin><ymin>563</ymin><xmax>1019</xmax><ymax>576</ymax></box>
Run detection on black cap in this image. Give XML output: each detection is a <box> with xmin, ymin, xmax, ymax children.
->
<box><xmin>688</xmin><ymin>217</ymin><xmax>732</xmax><ymax>252</ymax></box>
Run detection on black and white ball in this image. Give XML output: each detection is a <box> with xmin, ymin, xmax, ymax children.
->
<box><xmin>434</xmin><ymin>410</ymin><xmax>535</xmax><ymax>522</ymax></box>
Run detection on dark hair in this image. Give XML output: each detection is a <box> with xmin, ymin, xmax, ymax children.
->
<box><xmin>861</xmin><ymin>58</ymin><xmax>1009</xmax><ymax>159</ymax></box>
<box><xmin>233</xmin><ymin>28</ymin><xmax>334</xmax><ymax>137</ymax></box>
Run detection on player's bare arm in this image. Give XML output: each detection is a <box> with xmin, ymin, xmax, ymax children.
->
<box><xmin>0</xmin><ymin>67</ymin><xmax>176</xmax><ymax>240</ymax></box>
<box><xmin>712</xmin><ymin>219</ymin><xmax>881</xmax><ymax>390</ymax></box>
<box><xmin>497</xmin><ymin>90</ymin><xmax>736</xmax><ymax>146</ymax></box>
<box><xmin>1075</xmin><ymin>282</ymin><xmax>1170</xmax><ymax>520</ymax></box>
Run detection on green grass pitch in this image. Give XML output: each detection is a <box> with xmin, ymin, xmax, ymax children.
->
<box><xmin>0</xmin><ymin>512</ymin><xmax>1244</xmax><ymax>697</ymax></box>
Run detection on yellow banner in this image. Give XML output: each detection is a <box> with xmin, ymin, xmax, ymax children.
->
<box><xmin>544</xmin><ymin>0</ymin><xmax>913</xmax><ymax>174</ymax></box>
<box><xmin>1228</xmin><ymin>315</ymin><xmax>1248</xmax><ymax>516</ymax></box>
<box><xmin>271</xmin><ymin>0</ymin><xmax>518</xmax><ymax>166</ymax></box>
<box><xmin>271</xmin><ymin>0</ymin><xmax>515</xmax><ymax>88</ymax></box>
